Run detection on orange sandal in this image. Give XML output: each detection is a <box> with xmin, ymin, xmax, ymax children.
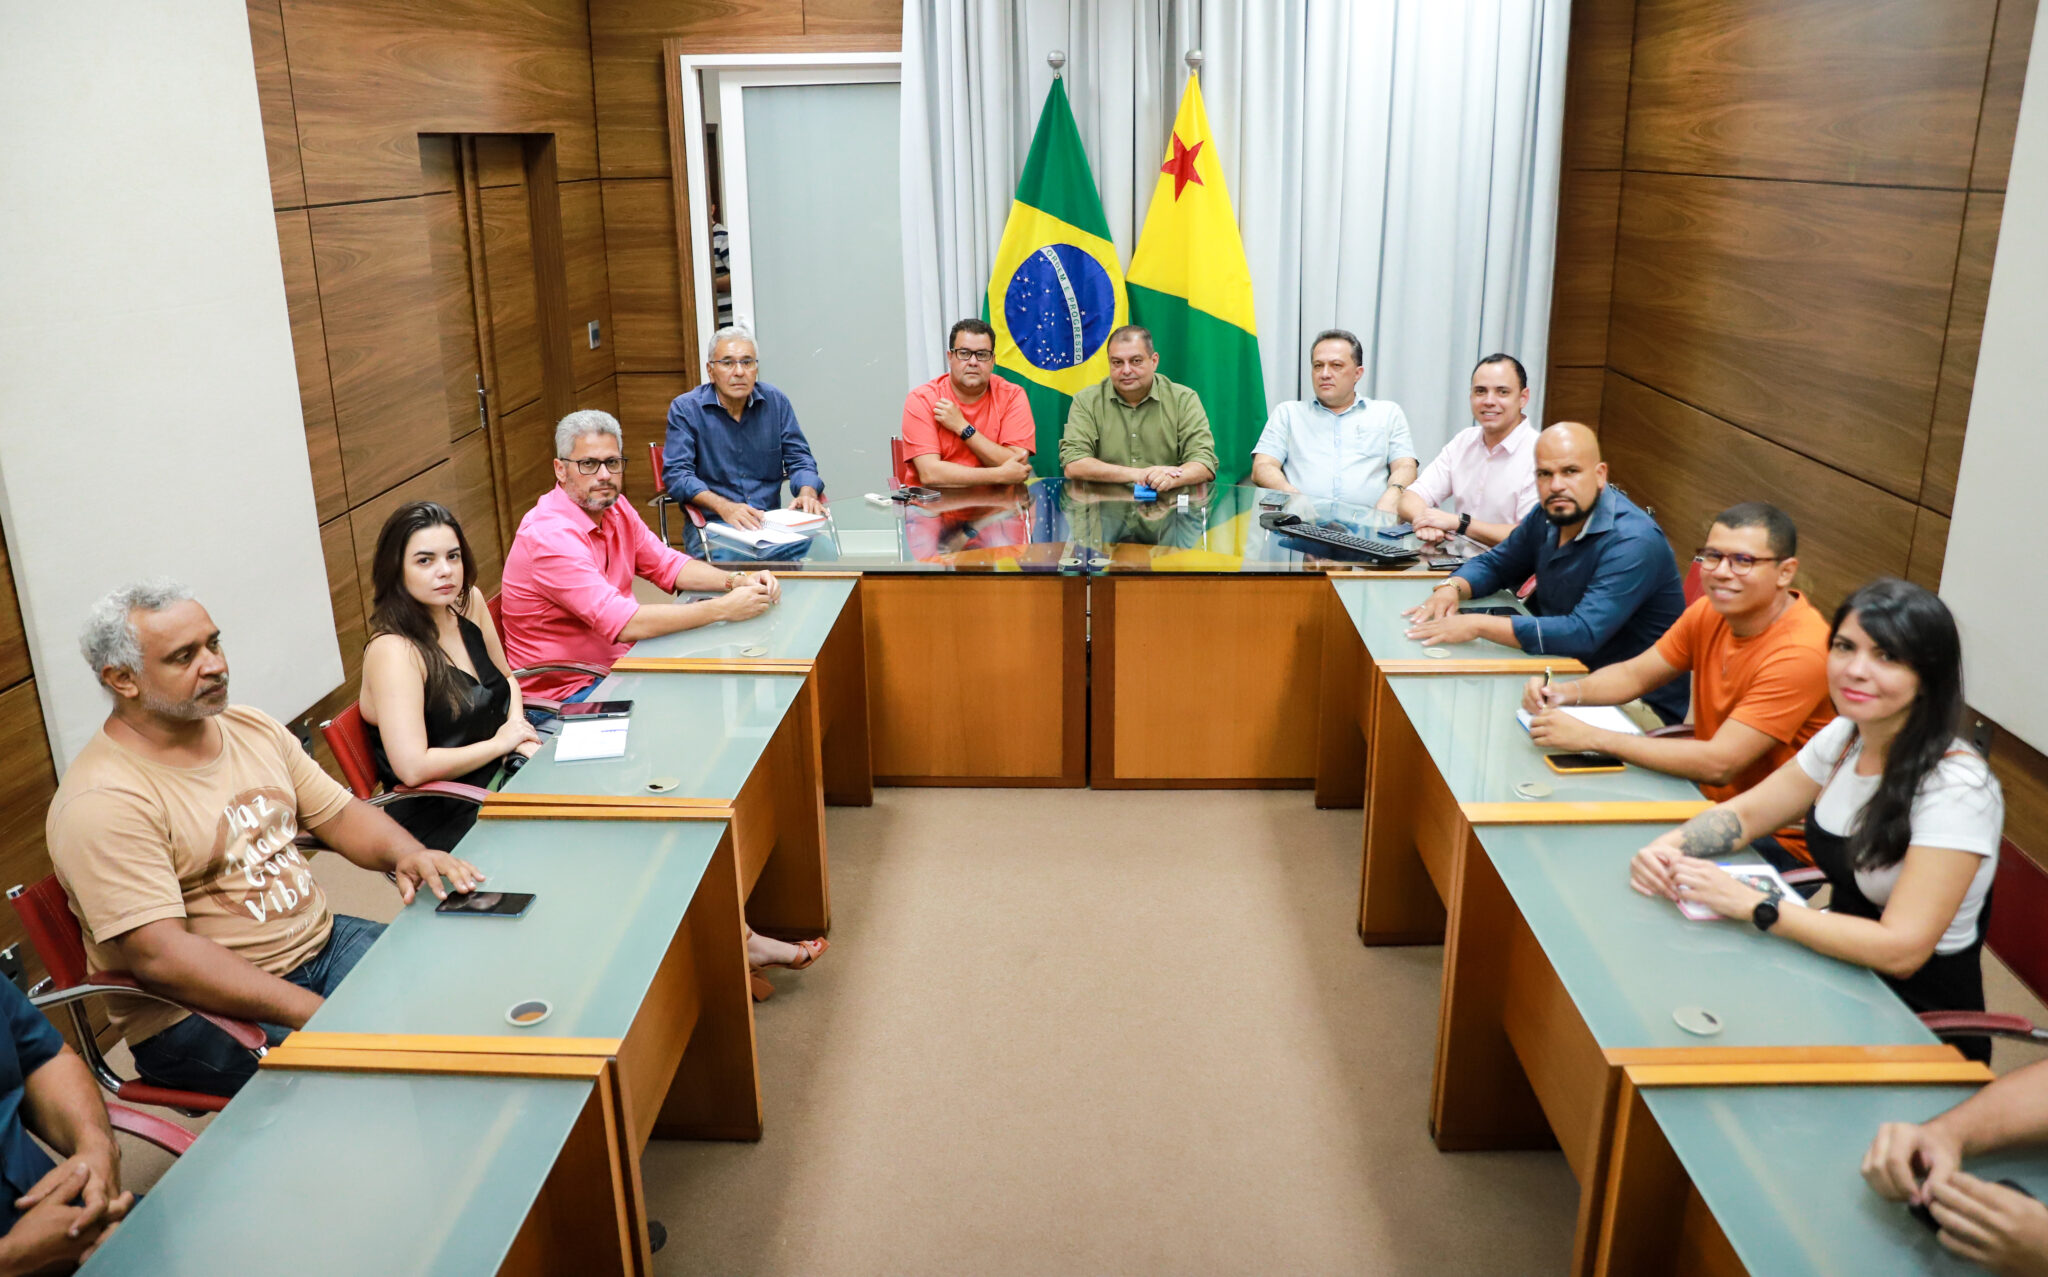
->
<box><xmin>755</xmin><ymin>937</ymin><xmax>828</xmax><ymax>971</ymax></box>
<box><xmin>749</xmin><ymin>971</ymin><xmax>776</xmax><ymax>1002</ymax></box>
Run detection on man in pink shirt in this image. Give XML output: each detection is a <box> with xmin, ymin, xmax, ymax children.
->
<box><xmin>500</xmin><ymin>410</ymin><xmax>779</xmax><ymax>704</ymax></box>
<box><xmin>1396</xmin><ymin>353</ymin><xmax>1540</xmax><ymax>547</ymax></box>
<box><xmin>900</xmin><ymin>319</ymin><xmax>1036</xmax><ymax>486</ymax></box>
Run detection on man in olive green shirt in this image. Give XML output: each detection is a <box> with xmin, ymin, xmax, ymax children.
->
<box><xmin>1058</xmin><ymin>325</ymin><xmax>1217</xmax><ymax>492</ymax></box>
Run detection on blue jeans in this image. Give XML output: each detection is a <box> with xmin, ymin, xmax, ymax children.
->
<box><xmin>129</xmin><ymin>914</ymin><xmax>385</xmax><ymax>1098</ymax></box>
<box><xmin>524</xmin><ymin>678</ymin><xmax>597</xmax><ymax>729</ymax></box>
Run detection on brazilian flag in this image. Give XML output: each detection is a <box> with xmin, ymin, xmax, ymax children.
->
<box><xmin>1127</xmin><ymin>72</ymin><xmax>1265</xmax><ymax>487</ymax></box>
<box><xmin>986</xmin><ymin>79</ymin><xmax>1128</xmax><ymax>477</ymax></box>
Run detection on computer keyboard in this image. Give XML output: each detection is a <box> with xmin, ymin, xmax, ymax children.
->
<box><xmin>1258</xmin><ymin>512</ymin><xmax>1418</xmax><ymax>566</ymax></box>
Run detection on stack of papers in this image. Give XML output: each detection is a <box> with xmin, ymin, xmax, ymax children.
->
<box><xmin>1677</xmin><ymin>863</ymin><xmax>1810</xmax><ymax>921</ymax></box>
<box><xmin>705</xmin><ymin>520</ymin><xmax>810</xmax><ymax>550</ymax></box>
<box><xmin>553</xmin><ymin>717</ymin><xmax>629</xmax><ymax>761</ymax></box>
<box><xmin>1515</xmin><ymin>705</ymin><xmax>1645</xmax><ymax>736</ymax></box>
<box><xmin>762</xmin><ymin>508</ymin><xmax>826</xmax><ymax>532</ymax></box>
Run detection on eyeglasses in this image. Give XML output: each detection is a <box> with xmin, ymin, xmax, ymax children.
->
<box><xmin>709</xmin><ymin>357</ymin><xmax>758</xmax><ymax>371</ymax></box>
<box><xmin>949</xmin><ymin>348</ymin><xmax>995</xmax><ymax>364</ymax></box>
<box><xmin>1693</xmin><ymin>549</ymin><xmax>1783</xmax><ymax>575</ymax></box>
<box><xmin>568</xmin><ymin>457</ymin><xmax>625</xmax><ymax>474</ymax></box>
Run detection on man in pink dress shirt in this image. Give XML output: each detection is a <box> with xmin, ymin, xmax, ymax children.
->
<box><xmin>1397</xmin><ymin>353</ymin><xmax>1540</xmax><ymax>547</ymax></box>
<box><xmin>499</xmin><ymin>409</ymin><xmax>780</xmax><ymax>704</ymax></box>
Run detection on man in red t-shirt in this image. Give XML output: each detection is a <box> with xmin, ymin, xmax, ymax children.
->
<box><xmin>900</xmin><ymin>319</ymin><xmax>1036</xmax><ymax>487</ymax></box>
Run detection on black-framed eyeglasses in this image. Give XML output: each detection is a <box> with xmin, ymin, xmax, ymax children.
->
<box><xmin>709</xmin><ymin>357</ymin><xmax>758</xmax><ymax>371</ymax></box>
<box><xmin>1694</xmin><ymin>549</ymin><xmax>1782</xmax><ymax>575</ymax></box>
<box><xmin>569</xmin><ymin>457</ymin><xmax>626</xmax><ymax>475</ymax></box>
<box><xmin>949</xmin><ymin>347</ymin><xmax>995</xmax><ymax>364</ymax></box>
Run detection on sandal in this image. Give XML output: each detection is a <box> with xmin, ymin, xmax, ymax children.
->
<box><xmin>755</xmin><ymin>937</ymin><xmax>828</xmax><ymax>972</ymax></box>
<box><xmin>749</xmin><ymin>971</ymin><xmax>776</xmax><ymax>1002</ymax></box>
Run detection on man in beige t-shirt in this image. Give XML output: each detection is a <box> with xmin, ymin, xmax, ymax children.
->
<box><xmin>46</xmin><ymin>581</ymin><xmax>481</xmax><ymax>1097</ymax></box>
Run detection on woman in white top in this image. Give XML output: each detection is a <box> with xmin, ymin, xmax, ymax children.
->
<box><xmin>1630</xmin><ymin>579</ymin><xmax>2004</xmax><ymax>1060</ymax></box>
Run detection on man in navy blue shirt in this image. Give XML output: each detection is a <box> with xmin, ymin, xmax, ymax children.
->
<box><xmin>662</xmin><ymin>325</ymin><xmax>826</xmax><ymax>534</ymax></box>
<box><xmin>0</xmin><ymin>978</ymin><xmax>132</xmax><ymax>1271</ymax></box>
<box><xmin>1405</xmin><ymin>422</ymin><xmax>1690</xmax><ymax>723</ymax></box>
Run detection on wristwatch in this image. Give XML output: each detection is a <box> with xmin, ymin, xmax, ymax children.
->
<box><xmin>959</xmin><ymin>424</ymin><xmax>978</xmax><ymax>442</ymax></box>
<box><xmin>724</xmin><ymin>571</ymin><xmax>743</xmax><ymax>592</ymax></box>
<box><xmin>1457</xmin><ymin>512</ymin><xmax>1472</xmax><ymax>537</ymax></box>
<box><xmin>1751</xmin><ymin>898</ymin><xmax>1781</xmax><ymax>932</ymax></box>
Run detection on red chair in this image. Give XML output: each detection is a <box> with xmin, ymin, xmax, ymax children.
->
<box><xmin>889</xmin><ymin>437</ymin><xmax>917</xmax><ymax>488</ymax></box>
<box><xmin>7</xmin><ymin>877</ymin><xmax>265</xmax><ymax>1117</ymax></box>
<box><xmin>1922</xmin><ymin>837</ymin><xmax>2048</xmax><ymax>1048</ymax></box>
<box><xmin>1681</xmin><ymin>558</ymin><xmax>1704</xmax><ymax>606</ymax></box>
<box><xmin>318</xmin><ymin>702</ymin><xmax>493</xmax><ymax>808</ymax></box>
<box><xmin>646</xmin><ymin>442</ymin><xmax>706</xmax><ymax>547</ymax></box>
<box><xmin>482</xmin><ymin>592</ymin><xmax>613</xmax><ymax>715</ymax></box>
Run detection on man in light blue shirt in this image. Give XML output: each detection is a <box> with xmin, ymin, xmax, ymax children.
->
<box><xmin>1249</xmin><ymin>329</ymin><xmax>1416</xmax><ymax>509</ymax></box>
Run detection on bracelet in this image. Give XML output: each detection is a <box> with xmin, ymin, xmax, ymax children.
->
<box><xmin>725</xmin><ymin>572</ymin><xmax>742</xmax><ymax>592</ymax></box>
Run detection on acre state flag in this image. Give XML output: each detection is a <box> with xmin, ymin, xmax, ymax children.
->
<box><xmin>985</xmin><ymin>78</ymin><xmax>1128</xmax><ymax>476</ymax></box>
<box><xmin>1126</xmin><ymin>72</ymin><xmax>1264</xmax><ymax>487</ymax></box>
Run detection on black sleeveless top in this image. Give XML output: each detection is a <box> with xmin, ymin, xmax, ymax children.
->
<box><xmin>366</xmin><ymin>614</ymin><xmax>510</xmax><ymax>851</ymax></box>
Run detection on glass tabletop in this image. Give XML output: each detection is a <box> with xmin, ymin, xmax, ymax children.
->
<box><xmin>1643</xmin><ymin>1083</ymin><xmax>2043</xmax><ymax>1276</ymax></box>
<box><xmin>508</xmin><ymin>669</ymin><xmax>802</xmax><ymax>801</ymax></box>
<box><xmin>629</xmin><ymin>574</ymin><xmax>854</xmax><ymax>662</ymax></box>
<box><xmin>695</xmin><ymin>478</ymin><xmax>1080</xmax><ymax>573</ymax></box>
<box><xmin>1385</xmin><ymin>673</ymin><xmax>1709</xmax><ymax>805</ymax></box>
<box><xmin>1480</xmin><ymin>823</ymin><xmax>1936</xmax><ymax>1049</ymax></box>
<box><xmin>1332</xmin><ymin>575</ymin><xmax>1531</xmax><ymax>662</ymax></box>
<box><xmin>1067</xmin><ymin>482</ymin><xmax>1467</xmax><ymax>574</ymax></box>
<box><xmin>309</xmin><ymin>818</ymin><xmax>724</xmax><ymax>1040</ymax></box>
<box><xmin>81</xmin><ymin>1069</ymin><xmax>590</xmax><ymax>1275</ymax></box>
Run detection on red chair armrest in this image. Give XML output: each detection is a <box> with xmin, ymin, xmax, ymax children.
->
<box><xmin>373</xmin><ymin>780</ymin><xmax>491</xmax><ymax>807</ymax></box>
<box><xmin>511</xmin><ymin>662</ymin><xmax>611</xmax><ymax>680</ymax></box>
<box><xmin>1646</xmin><ymin>724</ymin><xmax>1696</xmax><ymax>739</ymax></box>
<box><xmin>1920</xmin><ymin>1010</ymin><xmax>2044</xmax><ymax>1039</ymax></box>
<box><xmin>78</xmin><ymin>973</ymin><xmax>269</xmax><ymax>1053</ymax></box>
<box><xmin>525</xmin><ymin>696</ymin><xmax>563</xmax><ymax>715</ymax></box>
<box><xmin>106</xmin><ymin>1102</ymin><xmax>197</xmax><ymax>1155</ymax></box>
<box><xmin>687</xmin><ymin>504</ymin><xmax>707</xmax><ymax>528</ymax></box>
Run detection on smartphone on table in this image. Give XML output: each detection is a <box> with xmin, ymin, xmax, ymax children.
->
<box><xmin>1543</xmin><ymin>752</ymin><xmax>1626</xmax><ymax>774</ymax></box>
<box><xmin>556</xmin><ymin>700</ymin><xmax>632</xmax><ymax>720</ymax></box>
<box><xmin>435</xmin><ymin>891</ymin><xmax>536</xmax><ymax>919</ymax></box>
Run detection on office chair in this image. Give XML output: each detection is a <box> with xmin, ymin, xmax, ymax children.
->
<box><xmin>482</xmin><ymin>592</ymin><xmax>613</xmax><ymax>715</ymax></box>
<box><xmin>317</xmin><ymin>702</ymin><xmax>494</xmax><ymax>808</ymax></box>
<box><xmin>1921</xmin><ymin>838</ymin><xmax>2048</xmax><ymax>1049</ymax></box>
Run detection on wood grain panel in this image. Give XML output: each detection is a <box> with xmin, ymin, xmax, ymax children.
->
<box><xmin>1974</xmin><ymin>0</ymin><xmax>2041</xmax><ymax>191</ymax></box>
<box><xmin>1544</xmin><ymin>368</ymin><xmax>1604</xmax><ymax>430</ymax></box>
<box><xmin>801</xmin><ymin>0</ymin><xmax>903</xmax><ymax>35</ymax></box>
<box><xmin>0</xmin><ymin>527</ymin><xmax>28</xmax><ymax>690</ymax></box>
<box><xmin>1608</xmin><ymin>173</ymin><xmax>1962</xmax><ymax>498</ymax></box>
<box><xmin>274</xmin><ymin>210</ymin><xmax>345</xmax><ymax>524</ymax></box>
<box><xmin>246</xmin><ymin>0</ymin><xmax>305</xmax><ymax>208</ymax></box>
<box><xmin>617</xmin><ymin>372</ymin><xmax>686</xmax><ymax>503</ymax></box>
<box><xmin>589</xmin><ymin>1</ymin><xmax>803</xmax><ymax>180</ymax></box>
<box><xmin>1601</xmin><ymin>373</ymin><xmax>1916</xmax><ymax>612</ymax></box>
<box><xmin>422</xmin><ymin>192</ymin><xmax>484</xmax><ymax>444</ymax></box>
<box><xmin>1549</xmin><ymin>171</ymin><xmax>1621</xmax><ymax>367</ymax></box>
<box><xmin>601</xmin><ymin>179</ymin><xmax>690</xmax><ymax>372</ymax></box>
<box><xmin>309</xmin><ymin>199</ymin><xmax>449</xmax><ymax>505</ymax></box>
<box><xmin>474</xmin><ymin>134</ymin><xmax>528</xmax><ymax>188</ymax></box>
<box><xmin>0</xmin><ymin>681</ymin><xmax>58</xmax><ymax>954</ymax></box>
<box><xmin>448</xmin><ymin>430</ymin><xmax>506</xmax><ymax>595</ymax></box>
<box><xmin>416</xmin><ymin>134</ymin><xmax>458</xmax><ymax>196</ymax></box>
<box><xmin>277</xmin><ymin>0</ymin><xmax>599</xmax><ymax>203</ymax></box>
<box><xmin>1988</xmin><ymin>725</ymin><xmax>2048</xmax><ymax>865</ymax></box>
<box><xmin>481</xmin><ymin>184</ymin><xmax>544</xmax><ymax>413</ymax></box>
<box><xmin>500</xmin><ymin>398</ymin><xmax>560</xmax><ymax>515</ymax></box>
<box><xmin>1924</xmin><ymin>193</ymin><xmax>2003</xmax><ymax>514</ymax></box>
<box><xmin>1906</xmin><ymin>507</ymin><xmax>1950</xmax><ymax>592</ymax></box>
<box><xmin>561</xmin><ymin>181</ymin><xmax>616</xmax><ymax>392</ymax></box>
<box><xmin>1626</xmin><ymin>0</ymin><xmax>1998</xmax><ymax>186</ymax></box>
<box><xmin>1559</xmin><ymin>0</ymin><xmax>1636</xmax><ymax>171</ymax></box>
<box><xmin>320</xmin><ymin>517</ymin><xmax>367</xmax><ymax>689</ymax></box>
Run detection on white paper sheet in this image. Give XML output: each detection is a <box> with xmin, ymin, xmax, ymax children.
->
<box><xmin>1516</xmin><ymin>705</ymin><xmax>1646</xmax><ymax>736</ymax></box>
<box><xmin>553</xmin><ymin>717</ymin><xmax>629</xmax><ymax>762</ymax></box>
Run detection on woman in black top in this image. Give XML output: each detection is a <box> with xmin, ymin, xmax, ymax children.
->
<box><xmin>359</xmin><ymin>502</ymin><xmax>539</xmax><ymax>850</ymax></box>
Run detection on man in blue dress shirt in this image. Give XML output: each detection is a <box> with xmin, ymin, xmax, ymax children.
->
<box><xmin>662</xmin><ymin>325</ymin><xmax>826</xmax><ymax>533</ymax></box>
<box><xmin>1404</xmin><ymin>422</ymin><xmax>1690</xmax><ymax>723</ymax></box>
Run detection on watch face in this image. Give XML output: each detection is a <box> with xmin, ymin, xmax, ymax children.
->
<box><xmin>1753</xmin><ymin>901</ymin><xmax>1780</xmax><ymax>931</ymax></box>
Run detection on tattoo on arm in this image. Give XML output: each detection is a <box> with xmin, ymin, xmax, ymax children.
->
<box><xmin>1676</xmin><ymin>808</ymin><xmax>1744</xmax><ymax>859</ymax></box>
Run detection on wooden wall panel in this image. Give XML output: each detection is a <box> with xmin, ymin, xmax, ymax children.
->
<box><xmin>1974</xmin><ymin>0</ymin><xmax>2042</xmax><ymax>191</ymax></box>
<box><xmin>1906</xmin><ymin>508</ymin><xmax>1950</xmax><ymax>592</ymax></box>
<box><xmin>588</xmin><ymin>1</ymin><xmax>803</xmax><ymax>180</ymax></box>
<box><xmin>422</xmin><ymin>192</ymin><xmax>485</xmax><ymax>444</ymax></box>
<box><xmin>1923</xmin><ymin>193</ymin><xmax>2003</xmax><ymax>515</ymax></box>
<box><xmin>481</xmin><ymin>184</ymin><xmax>544</xmax><ymax>413</ymax></box>
<box><xmin>618</xmin><ymin>373</ymin><xmax>689</xmax><ymax>504</ymax></box>
<box><xmin>1990</xmin><ymin>727</ymin><xmax>2048</xmax><ymax>868</ymax></box>
<box><xmin>1602</xmin><ymin>373</ymin><xmax>1915</xmax><ymax>611</ymax></box>
<box><xmin>500</xmin><ymin>399</ymin><xmax>561</xmax><ymax>516</ymax></box>
<box><xmin>447</xmin><ymin>431</ymin><xmax>507</xmax><ymax>595</ymax></box>
<box><xmin>1543</xmin><ymin>368</ymin><xmax>1604</xmax><ymax>431</ymax></box>
<box><xmin>802</xmin><ymin>0</ymin><xmax>903</xmax><ymax>35</ymax></box>
<box><xmin>321</xmin><ymin>517</ymin><xmax>367</xmax><ymax>689</ymax></box>
<box><xmin>1608</xmin><ymin>173</ymin><xmax>1961</xmax><ymax>499</ymax></box>
<box><xmin>602</xmin><ymin>178</ymin><xmax>691</xmax><ymax>373</ymax></box>
<box><xmin>578</xmin><ymin>374</ymin><xmax>621</xmax><ymax>418</ymax></box>
<box><xmin>1549</xmin><ymin>171</ymin><xmax>1621</xmax><ymax>368</ymax></box>
<box><xmin>1559</xmin><ymin>0</ymin><xmax>1636</xmax><ymax>170</ymax></box>
<box><xmin>474</xmin><ymin>135</ymin><xmax>529</xmax><ymax>189</ymax></box>
<box><xmin>1626</xmin><ymin>0</ymin><xmax>1998</xmax><ymax>186</ymax></box>
<box><xmin>417</xmin><ymin>134</ymin><xmax>459</xmax><ymax>196</ymax></box>
<box><xmin>0</xmin><ymin>680</ymin><xmax>59</xmax><ymax>907</ymax></box>
<box><xmin>247</xmin><ymin>0</ymin><xmax>306</xmax><ymax>208</ymax></box>
<box><xmin>274</xmin><ymin>210</ymin><xmax>347</xmax><ymax>524</ymax></box>
<box><xmin>309</xmin><ymin>199</ymin><xmax>449</xmax><ymax>504</ymax></box>
<box><xmin>560</xmin><ymin>181</ymin><xmax>616</xmax><ymax>392</ymax></box>
<box><xmin>276</xmin><ymin>0</ymin><xmax>599</xmax><ymax>204</ymax></box>
<box><xmin>0</xmin><ymin>529</ymin><xmax>29</xmax><ymax>691</ymax></box>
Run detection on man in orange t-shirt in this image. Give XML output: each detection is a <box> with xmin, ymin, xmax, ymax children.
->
<box><xmin>900</xmin><ymin>319</ymin><xmax>1036</xmax><ymax>487</ymax></box>
<box><xmin>1522</xmin><ymin>502</ymin><xmax>1834</xmax><ymax>869</ymax></box>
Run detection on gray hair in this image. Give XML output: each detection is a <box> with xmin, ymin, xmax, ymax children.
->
<box><xmin>705</xmin><ymin>324</ymin><xmax>757</xmax><ymax>362</ymax></box>
<box><xmin>553</xmin><ymin>409</ymin><xmax>623</xmax><ymax>459</ymax></box>
<box><xmin>80</xmin><ymin>578</ymin><xmax>194</xmax><ymax>678</ymax></box>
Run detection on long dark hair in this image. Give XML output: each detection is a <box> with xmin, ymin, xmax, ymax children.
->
<box><xmin>1829</xmin><ymin>579</ymin><xmax>1968</xmax><ymax>870</ymax></box>
<box><xmin>369</xmin><ymin>502</ymin><xmax>477</xmax><ymax>713</ymax></box>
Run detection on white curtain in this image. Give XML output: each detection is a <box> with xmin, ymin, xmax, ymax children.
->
<box><xmin>901</xmin><ymin>0</ymin><xmax>1570</xmax><ymax>461</ymax></box>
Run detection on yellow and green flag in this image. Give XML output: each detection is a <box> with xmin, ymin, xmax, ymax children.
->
<box><xmin>1127</xmin><ymin>72</ymin><xmax>1265</xmax><ymax>487</ymax></box>
<box><xmin>986</xmin><ymin>79</ymin><xmax>1128</xmax><ymax>476</ymax></box>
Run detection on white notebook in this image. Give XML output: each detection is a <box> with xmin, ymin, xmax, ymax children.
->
<box><xmin>1677</xmin><ymin>863</ymin><xmax>1810</xmax><ymax>921</ymax></box>
<box><xmin>1515</xmin><ymin>705</ymin><xmax>1645</xmax><ymax>736</ymax></box>
<box><xmin>553</xmin><ymin>717</ymin><xmax>629</xmax><ymax>762</ymax></box>
<box><xmin>704</xmin><ymin>520</ymin><xmax>809</xmax><ymax>550</ymax></box>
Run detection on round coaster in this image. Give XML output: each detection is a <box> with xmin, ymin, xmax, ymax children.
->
<box><xmin>1514</xmin><ymin>781</ymin><xmax>1553</xmax><ymax>800</ymax></box>
<box><xmin>646</xmin><ymin>777</ymin><xmax>680</xmax><ymax>793</ymax></box>
<box><xmin>1673</xmin><ymin>1005</ymin><xmax>1725</xmax><ymax>1037</ymax></box>
<box><xmin>740</xmin><ymin>644</ymin><xmax>768</xmax><ymax>657</ymax></box>
<box><xmin>1425</xmin><ymin>647</ymin><xmax>1451</xmax><ymax>659</ymax></box>
<box><xmin>506</xmin><ymin>999</ymin><xmax>552</xmax><ymax>1028</ymax></box>
<box><xmin>1059</xmin><ymin>557</ymin><xmax>1080</xmax><ymax>567</ymax></box>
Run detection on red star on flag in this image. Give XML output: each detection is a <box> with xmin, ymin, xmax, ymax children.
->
<box><xmin>1160</xmin><ymin>133</ymin><xmax>1205</xmax><ymax>201</ymax></box>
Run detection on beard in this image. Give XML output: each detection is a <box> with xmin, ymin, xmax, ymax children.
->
<box><xmin>575</xmin><ymin>485</ymin><xmax>620</xmax><ymax>514</ymax></box>
<box><xmin>1543</xmin><ymin>499</ymin><xmax>1590</xmax><ymax>528</ymax></box>
<box><xmin>142</xmin><ymin>678</ymin><xmax>228</xmax><ymax>720</ymax></box>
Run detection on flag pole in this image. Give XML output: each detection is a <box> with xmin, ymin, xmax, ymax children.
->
<box><xmin>1048</xmin><ymin>50</ymin><xmax>1065</xmax><ymax>78</ymax></box>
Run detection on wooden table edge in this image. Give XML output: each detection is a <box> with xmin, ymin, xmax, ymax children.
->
<box><xmin>1460</xmin><ymin>800</ymin><xmax>1713</xmax><ymax>825</ymax></box>
<box><xmin>1620</xmin><ymin>1060</ymin><xmax>1995</xmax><ymax>1088</ymax></box>
<box><xmin>611</xmin><ymin>658</ymin><xmax>813</xmax><ymax>675</ymax></box>
<box><xmin>1376</xmin><ymin>658</ymin><xmax>1591</xmax><ymax>675</ymax></box>
<box><xmin>279</xmin><ymin>1032</ymin><xmax>625</xmax><ymax>1058</ymax></box>
<box><xmin>261</xmin><ymin>1044</ymin><xmax>613</xmax><ymax>1081</ymax></box>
